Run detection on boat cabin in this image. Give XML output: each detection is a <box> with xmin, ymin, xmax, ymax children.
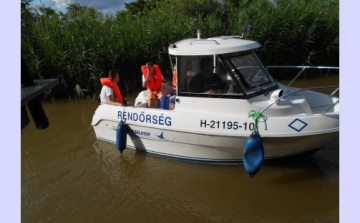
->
<box><xmin>169</xmin><ymin>34</ymin><xmax>279</xmax><ymax>99</ymax></box>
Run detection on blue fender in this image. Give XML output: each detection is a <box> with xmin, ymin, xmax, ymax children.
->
<box><xmin>243</xmin><ymin>133</ymin><xmax>264</xmax><ymax>177</ymax></box>
<box><xmin>161</xmin><ymin>95</ymin><xmax>170</xmax><ymax>110</ymax></box>
<box><xmin>116</xmin><ymin>121</ymin><xmax>127</xmax><ymax>153</ymax></box>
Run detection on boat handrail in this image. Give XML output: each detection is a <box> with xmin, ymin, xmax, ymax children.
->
<box><xmin>330</xmin><ymin>88</ymin><xmax>339</xmax><ymax>96</ymax></box>
<box><xmin>260</xmin><ymin>86</ymin><xmax>339</xmax><ymax>116</ymax></box>
<box><xmin>322</xmin><ymin>99</ymin><xmax>339</xmax><ymax>115</ymax></box>
<box><xmin>266</xmin><ymin>66</ymin><xmax>339</xmax><ymax>87</ymax></box>
<box><xmin>190</xmin><ymin>39</ymin><xmax>219</xmax><ymax>45</ymax></box>
<box><xmin>219</xmin><ymin>35</ymin><xmax>243</xmax><ymax>39</ymax></box>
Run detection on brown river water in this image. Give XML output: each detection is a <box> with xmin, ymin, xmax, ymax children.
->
<box><xmin>21</xmin><ymin>75</ymin><xmax>339</xmax><ymax>223</ymax></box>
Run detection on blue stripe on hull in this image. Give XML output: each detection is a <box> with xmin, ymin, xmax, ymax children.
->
<box><xmin>98</xmin><ymin>137</ymin><xmax>243</xmax><ymax>164</ymax></box>
<box><xmin>97</xmin><ymin>137</ymin><xmax>320</xmax><ymax>164</ymax></box>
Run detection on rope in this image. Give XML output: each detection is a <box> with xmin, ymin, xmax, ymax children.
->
<box><xmin>248</xmin><ymin>110</ymin><xmax>262</xmax><ymax>133</ymax></box>
<box><xmin>119</xmin><ymin>106</ymin><xmax>126</xmax><ymax>125</ymax></box>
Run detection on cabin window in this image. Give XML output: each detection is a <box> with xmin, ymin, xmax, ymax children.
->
<box><xmin>176</xmin><ymin>55</ymin><xmax>244</xmax><ymax>98</ymax></box>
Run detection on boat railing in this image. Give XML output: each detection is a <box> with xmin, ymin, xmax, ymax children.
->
<box><xmin>190</xmin><ymin>39</ymin><xmax>219</xmax><ymax>45</ymax></box>
<box><xmin>266</xmin><ymin>66</ymin><xmax>339</xmax><ymax>87</ymax></box>
<box><xmin>260</xmin><ymin>86</ymin><xmax>339</xmax><ymax>116</ymax></box>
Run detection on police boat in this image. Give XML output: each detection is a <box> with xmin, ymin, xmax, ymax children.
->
<box><xmin>91</xmin><ymin>30</ymin><xmax>339</xmax><ymax>164</ymax></box>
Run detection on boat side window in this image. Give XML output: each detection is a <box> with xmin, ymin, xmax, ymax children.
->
<box><xmin>176</xmin><ymin>55</ymin><xmax>243</xmax><ymax>97</ymax></box>
<box><xmin>176</xmin><ymin>56</ymin><xmax>196</xmax><ymax>93</ymax></box>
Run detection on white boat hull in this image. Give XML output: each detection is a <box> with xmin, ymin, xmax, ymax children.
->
<box><xmin>94</xmin><ymin>122</ymin><xmax>337</xmax><ymax>164</ymax></box>
<box><xmin>92</xmin><ymin>88</ymin><xmax>339</xmax><ymax>164</ymax></box>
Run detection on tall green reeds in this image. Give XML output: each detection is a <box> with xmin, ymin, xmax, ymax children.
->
<box><xmin>229</xmin><ymin>0</ymin><xmax>339</xmax><ymax>67</ymax></box>
<box><xmin>21</xmin><ymin>0</ymin><xmax>339</xmax><ymax>99</ymax></box>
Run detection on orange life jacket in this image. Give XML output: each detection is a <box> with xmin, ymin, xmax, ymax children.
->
<box><xmin>141</xmin><ymin>64</ymin><xmax>163</xmax><ymax>91</ymax></box>
<box><xmin>100</xmin><ymin>77</ymin><xmax>124</xmax><ymax>103</ymax></box>
<box><xmin>172</xmin><ymin>71</ymin><xmax>177</xmax><ymax>91</ymax></box>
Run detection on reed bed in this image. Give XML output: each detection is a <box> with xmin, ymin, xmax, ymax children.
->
<box><xmin>21</xmin><ymin>0</ymin><xmax>339</xmax><ymax>99</ymax></box>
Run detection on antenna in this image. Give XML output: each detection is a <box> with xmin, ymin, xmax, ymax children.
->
<box><xmin>197</xmin><ymin>30</ymin><xmax>201</xmax><ymax>40</ymax></box>
<box><xmin>240</xmin><ymin>21</ymin><xmax>252</xmax><ymax>39</ymax></box>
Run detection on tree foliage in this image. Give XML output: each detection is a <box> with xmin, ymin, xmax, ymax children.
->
<box><xmin>21</xmin><ymin>0</ymin><xmax>36</xmax><ymax>39</ymax></box>
<box><xmin>125</xmin><ymin>0</ymin><xmax>162</xmax><ymax>15</ymax></box>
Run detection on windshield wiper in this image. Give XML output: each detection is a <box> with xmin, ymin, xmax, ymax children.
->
<box><xmin>244</xmin><ymin>75</ymin><xmax>267</xmax><ymax>95</ymax></box>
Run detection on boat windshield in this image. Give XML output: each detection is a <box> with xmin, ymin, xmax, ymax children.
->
<box><xmin>220</xmin><ymin>51</ymin><xmax>278</xmax><ymax>97</ymax></box>
<box><xmin>175</xmin><ymin>51</ymin><xmax>278</xmax><ymax>99</ymax></box>
<box><xmin>229</xmin><ymin>54</ymin><xmax>270</xmax><ymax>87</ymax></box>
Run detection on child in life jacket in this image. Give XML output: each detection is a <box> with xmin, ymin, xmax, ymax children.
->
<box><xmin>100</xmin><ymin>69</ymin><xmax>133</xmax><ymax>106</ymax></box>
<box><xmin>141</xmin><ymin>62</ymin><xmax>171</xmax><ymax>108</ymax></box>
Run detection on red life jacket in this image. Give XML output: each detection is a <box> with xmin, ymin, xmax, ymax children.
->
<box><xmin>172</xmin><ymin>71</ymin><xmax>177</xmax><ymax>91</ymax></box>
<box><xmin>141</xmin><ymin>64</ymin><xmax>163</xmax><ymax>91</ymax></box>
<box><xmin>100</xmin><ymin>77</ymin><xmax>124</xmax><ymax>103</ymax></box>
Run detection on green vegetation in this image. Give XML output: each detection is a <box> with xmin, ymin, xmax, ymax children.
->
<box><xmin>21</xmin><ymin>0</ymin><xmax>339</xmax><ymax>99</ymax></box>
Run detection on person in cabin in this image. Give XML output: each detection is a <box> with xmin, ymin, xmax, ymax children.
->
<box><xmin>100</xmin><ymin>69</ymin><xmax>133</xmax><ymax>106</ymax></box>
<box><xmin>171</xmin><ymin>64</ymin><xmax>177</xmax><ymax>94</ymax></box>
<box><xmin>189</xmin><ymin>57</ymin><xmax>227</xmax><ymax>93</ymax></box>
<box><xmin>169</xmin><ymin>64</ymin><xmax>177</xmax><ymax>109</ymax></box>
<box><xmin>141</xmin><ymin>62</ymin><xmax>171</xmax><ymax>108</ymax></box>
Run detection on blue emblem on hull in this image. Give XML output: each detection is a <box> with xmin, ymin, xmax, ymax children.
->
<box><xmin>157</xmin><ymin>132</ymin><xmax>165</xmax><ymax>139</ymax></box>
<box><xmin>288</xmin><ymin>118</ymin><xmax>308</xmax><ymax>132</ymax></box>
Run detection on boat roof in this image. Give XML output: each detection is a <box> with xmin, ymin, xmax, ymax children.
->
<box><xmin>168</xmin><ymin>36</ymin><xmax>261</xmax><ymax>56</ymax></box>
